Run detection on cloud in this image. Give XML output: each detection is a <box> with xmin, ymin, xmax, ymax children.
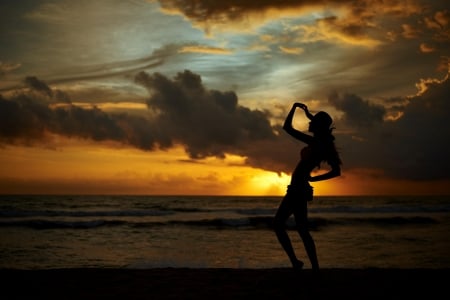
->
<box><xmin>424</xmin><ymin>10</ymin><xmax>449</xmax><ymax>31</ymax></box>
<box><xmin>0</xmin><ymin>93</ymin><xmax>120</xmax><ymax>145</ymax></box>
<box><xmin>295</xmin><ymin>16</ymin><xmax>383</xmax><ymax>47</ymax></box>
<box><xmin>0</xmin><ymin>61</ymin><xmax>21</xmax><ymax>77</ymax></box>
<box><xmin>419</xmin><ymin>43</ymin><xmax>436</xmax><ymax>53</ymax></box>
<box><xmin>154</xmin><ymin>0</ymin><xmax>424</xmax><ymax>47</ymax></box>
<box><xmin>154</xmin><ymin>0</ymin><xmax>422</xmax><ymax>27</ymax></box>
<box><xmin>0</xmin><ymin>78</ymin><xmax>154</xmax><ymax>149</ymax></box>
<box><xmin>0</xmin><ymin>45</ymin><xmax>177</xmax><ymax>93</ymax></box>
<box><xmin>134</xmin><ymin>69</ymin><xmax>278</xmax><ymax>159</ymax></box>
<box><xmin>24</xmin><ymin>76</ymin><xmax>54</xmax><ymax>98</ymax></box>
<box><xmin>328</xmin><ymin>92</ymin><xmax>386</xmax><ymax>127</ymax></box>
<box><xmin>179</xmin><ymin>45</ymin><xmax>233</xmax><ymax>55</ymax></box>
<box><xmin>331</xmin><ymin>70</ymin><xmax>450</xmax><ymax>180</ymax></box>
<box><xmin>155</xmin><ymin>0</ymin><xmax>320</xmax><ymax>34</ymax></box>
<box><xmin>401</xmin><ymin>23</ymin><xmax>420</xmax><ymax>39</ymax></box>
<box><xmin>279</xmin><ymin>46</ymin><xmax>304</xmax><ymax>55</ymax></box>
<box><xmin>0</xmin><ymin>70</ymin><xmax>297</xmax><ymax>174</ymax></box>
<box><xmin>4</xmin><ymin>66</ymin><xmax>449</xmax><ymax>182</ymax></box>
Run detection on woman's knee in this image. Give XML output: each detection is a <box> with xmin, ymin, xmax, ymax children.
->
<box><xmin>272</xmin><ymin>217</ymin><xmax>285</xmax><ymax>232</ymax></box>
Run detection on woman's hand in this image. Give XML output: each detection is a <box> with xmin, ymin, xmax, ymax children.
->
<box><xmin>295</xmin><ymin>102</ymin><xmax>314</xmax><ymax>120</ymax></box>
<box><xmin>295</xmin><ymin>102</ymin><xmax>307</xmax><ymax>110</ymax></box>
<box><xmin>283</xmin><ymin>102</ymin><xmax>315</xmax><ymax>143</ymax></box>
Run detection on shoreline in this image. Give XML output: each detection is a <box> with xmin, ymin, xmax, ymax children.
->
<box><xmin>2</xmin><ymin>268</ymin><xmax>448</xmax><ymax>299</ymax></box>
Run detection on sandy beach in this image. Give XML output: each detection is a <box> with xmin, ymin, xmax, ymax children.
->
<box><xmin>1</xmin><ymin>268</ymin><xmax>448</xmax><ymax>299</ymax></box>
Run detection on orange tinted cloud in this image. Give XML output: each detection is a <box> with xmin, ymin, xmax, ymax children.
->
<box><xmin>154</xmin><ymin>0</ymin><xmax>424</xmax><ymax>47</ymax></box>
<box><xmin>279</xmin><ymin>46</ymin><xmax>304</xmax><ymax>55</ymax></box>
<box><xmin>0</xmin><ymin>61</ymin><xmax>21</xmax><ymax>76</ymax></box>
<box><xmin>156</xmin><ymin>0</ymin><xmax>322</xmax><ymax>34</ymax></box>
<box><xmin>295</xmin><ymin>16</ymin><xmax>382</xmax><ymax>47</ymax></box>
<box><xmin>420</xmin><ymin>43</ymin><xmax>436</xmax><ymax>53</ymax></box>
<box><xmin>179</xmin><ymin>45</ymin><xmax>233</xmax><ymax>55</ymax></box>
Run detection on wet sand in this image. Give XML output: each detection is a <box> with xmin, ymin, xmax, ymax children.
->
<box><xmin>2</xmin><ymin>268</ymin><xmax>448</xmax><ymax>299</ymax></box>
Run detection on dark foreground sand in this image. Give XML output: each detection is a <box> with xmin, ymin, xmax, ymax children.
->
<box><xmin>1</xmin><ymin>268</ymin><xmax>448</xmax><ymax>300</ymax></box>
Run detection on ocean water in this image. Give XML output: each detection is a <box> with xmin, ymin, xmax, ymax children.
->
<box><xmin>0</xmin><ymin>195</ymin><xmax>449</xmax><ymax>269</ymax></box>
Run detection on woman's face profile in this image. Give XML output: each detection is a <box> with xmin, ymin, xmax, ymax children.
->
<box><xmin>308</xmin><ymin>119</ymin><xmax>321</xmax><ymax>133</ymax></box>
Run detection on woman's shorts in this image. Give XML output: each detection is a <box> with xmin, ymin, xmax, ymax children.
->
<box><xmin>286</xmin><ymin>183</ymin><xmax>314</xmax><ymax>202</ymax></box>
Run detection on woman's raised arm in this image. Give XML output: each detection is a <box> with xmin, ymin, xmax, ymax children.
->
<box><xmin>283</xmin><ymin>103</ymin><xmax>313</xmax><ymax>144</ymax></box>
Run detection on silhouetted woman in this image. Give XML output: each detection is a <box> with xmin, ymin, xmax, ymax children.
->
<box><xmin>274</xmin><ymin>102</ymin><xmax>342</xmax><ymax>270</ymax></box>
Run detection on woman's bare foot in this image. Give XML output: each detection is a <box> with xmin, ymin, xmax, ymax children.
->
<box><xmin>292</xmin><ymin>259</ymin><xmax>304</xmax><ymax>270</ymax></box>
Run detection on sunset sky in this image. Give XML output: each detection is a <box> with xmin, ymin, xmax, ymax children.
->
<box><xmin>1</xmin><ymin>0</ymin><xmax>449</xmax><ymax>196</ymax></box>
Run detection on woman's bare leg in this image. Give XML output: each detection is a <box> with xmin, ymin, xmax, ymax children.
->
<box><xmin>298</xmin><ymin>227</ymin><xmax>319</xmax><ymax>270</ymax></box>
<box><xmin>294</xmin><ymin>207</ymin><xmax>319</xmax><ymax>270</ymax></box>
<box><xmin>273</xmin><ymin>196</ymin><xmax>304</xmax><ymax>269</ymax></box>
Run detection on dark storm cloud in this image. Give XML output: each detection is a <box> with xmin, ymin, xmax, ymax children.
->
<box><xmin>134</xmin><ymin>70</ymin><xmax>277</xmax><ymax>159</ymax></box>
<box><xmin>384</xmin><ymin>74</ymin><xmax>450</xmax><ymax>180</ymax></box>
<box><xmin>133</xmin><ymin>69</ymin><xmax>306</xmax><ymax>174</ymax></box>
<box><xmin>0</xmin><ymin>71</ymin><xmax>296</xmax><ymax>173</ymax></box>
<box><xmin>156</xmin><ymin>0</ymin><xmax>423</xmax><ymax>39</ymax></box>
<box><xmin>156</xmin><ymin>0</ymin><xmax>425</xmax><ymax>19</ymax></box>
<box><xmin>0</xmin><ymin>78</ymin><xmax>159</xmax><ymax>149</ymax></box>
<box><xmin>332</xmin><ymin>72</ymin><xmax>450</xmax><ymax>180</ymax></box>
<box><xmin>158</xmin><ymin>0</ymin><xmax>316</xmax><ymax>17</ymax></box>
<box><xmin>156</xmin><ymin>0</ymin><xmax>363</xmax><ymax>21</ymax></box>
<box><xmin>0</xmin><ymin>92</ymin><xmax>124</xmax><ymax>144</ymax></box>
<box><xmin>24</xmin><ymin>76</ymin><xmax>53</xmax><ymax>98</ymax></box>
<box><xmin>5</xmin><ymin>68</ymin><xmax>449</xmax><ymax>181</ymax></box>
<box><xmin>328</xmin><ymin>92</ymin><xmax>386</xmax><ymax>127</ymax></box>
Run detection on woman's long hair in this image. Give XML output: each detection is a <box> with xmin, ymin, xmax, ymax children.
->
<box><xmin>311</xmin><ymin>111</ymin><xmax>342</xmax><ymax>167</ymax></box>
